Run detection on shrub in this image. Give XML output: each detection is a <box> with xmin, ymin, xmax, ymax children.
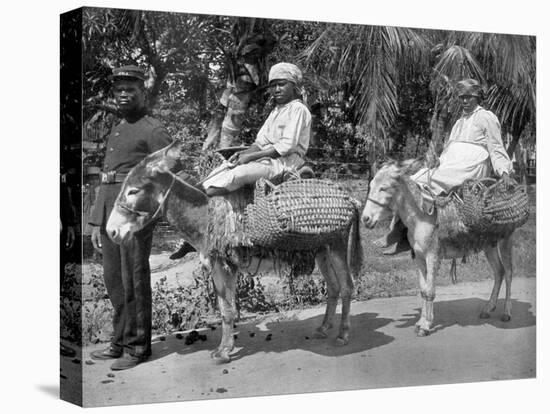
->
<box><xmin>152</xmin><ymin>267</ymin><xmax>216</xmax><ymax>333</ymax></box>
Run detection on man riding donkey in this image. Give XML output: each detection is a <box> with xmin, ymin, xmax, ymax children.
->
<box><xmin>104</xmin><ymin>63</ymin><xmax>362</xmax><ymax>358</ymax></box>
<box><xmin>171</xmin><ymin>62</ymin><xmax>311</xmax><ymax>257</ymax></box>
<box><xmin>88</xmin><ymin>65</ymin><xmax>173</xmax><ymax>370</ymax></box>
<box><xmin>377</xmin><ymin>78</ymin><xmax>514</xmax><ymax>254</ymax></box>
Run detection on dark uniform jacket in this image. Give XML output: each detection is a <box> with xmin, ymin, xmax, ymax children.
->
<box><xmin>88</xmin><ymin>113</ymin><xmax>173</xmax><ymax>227</ymax></box>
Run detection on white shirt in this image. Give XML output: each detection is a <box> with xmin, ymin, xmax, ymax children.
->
<box><xmin>254</xmin><ymin>99</ymin><xmax>311</xmax><ymax>161</ymax></box>
<box><xmin>412</xmin><ymin>106</ymin><xmax>512</xmax><ymax>195</ymax></box>
<box><xmin>442</xmin><ymin>105</ymin><xmax>512</xmax><ymax>176</ymax></box>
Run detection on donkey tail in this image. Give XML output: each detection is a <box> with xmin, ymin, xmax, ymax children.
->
<box><xmin>347</xmin><ymin>199</ymin><xmax>364</xmax><ymax>279</ymax></box>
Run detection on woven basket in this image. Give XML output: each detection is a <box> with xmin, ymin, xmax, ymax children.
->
<box><xmin>244</xmin><ymin>178</ymin><xmax>356</xmax><ymax>251</ymax></box>
<box><xmin>458</xmin><ymin>177</ymin><xmax>529</xmax><ymax>234</ymax></box>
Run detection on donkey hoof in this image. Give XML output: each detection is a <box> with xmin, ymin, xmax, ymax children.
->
<box><xmin>501</xmin><ymin>314</ymin><xmax>512</xmax><ymax>322</ymax></box>
<box><xmin>336</xmin><ymin>336</ymin><xmax>349</xmax><ymax>346</ymax></box>
<box><xmin>416</xmin><ymin>328</ymin><xmax>430</xmax><ymax>337</ymax></box>
<box><xmin>479</xmin><ymin>311</ymin><xmax>491</xmax><ymax>319</ymax></box>
<box><xmin>314</xmin><ymin>327</ymin><xmax>329</xmax><ymax>339</ymax></box>
<box><xmin>211</xmin><ymin>349</ymin><xmax>231</xmax><ymax>364</ymax></box>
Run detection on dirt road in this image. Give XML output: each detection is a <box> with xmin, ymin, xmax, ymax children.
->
<box><xmin>69</xmin><ymin>277</ymin><xmax>535</xmax><ymax>407</ymax></box>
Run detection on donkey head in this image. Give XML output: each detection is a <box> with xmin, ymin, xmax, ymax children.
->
<box><xmin>362</xmin><ymin>158</ymin><xmax>423</xmax><ymax>228</ymax></box>
<box><xmin>106</xmin><ymin>140</ymin><xmax>183</xmax><ymax>244</ymax></box>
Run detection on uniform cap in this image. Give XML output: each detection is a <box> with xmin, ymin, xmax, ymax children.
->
<box><xmin>110</xmin><ymin>65</ymin><xmax>146</xmax><ymax>82</ymax></box>
<box><xmin>85</xmin><ymin>166</ymin><xmax>101</xmax><ymax>176</ymax></box>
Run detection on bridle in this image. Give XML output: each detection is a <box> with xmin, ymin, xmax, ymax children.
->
<box><xmin>366</xmin><ymin>196</ymin><xmax>392</xmax><ymax>209</ymax></box>
<box><xmin>117</xmin><ymin>173</ymin><xmax>177</xmax><ymax>222</ymax></box>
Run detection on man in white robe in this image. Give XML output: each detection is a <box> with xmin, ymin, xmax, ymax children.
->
<box><xmin>169</xmin><ymin>63</ymin><xmax>311</xmax><ymax>259</ymax></box>
<box><xmin>412</xmin><ymin>78</ymin><xmax>512</xmax><ymax>195</ymax></box>
<box><xmin>378</xmin><ymin>78</ymin><xmax>513</xmax><ymax>254</ymax></box>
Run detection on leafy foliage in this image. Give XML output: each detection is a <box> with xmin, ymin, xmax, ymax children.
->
<box><xmin>79</xmin><ymin>7</ymin><xmax>535</xmax><ymax>170</ymax></box>
<box><xmin>61</xmin><ymin>263</ymin><xmax>114</xmax><ymax>345</ymax></box>
<box><xmin>152</xmin><ymin>269</ymin><xmax>216</xmax><ymax>333</ymax></box>
<box><xmin>237</xmin><ymin>274</ymin><xmax>278</xmax><ymax>314</ymax></box>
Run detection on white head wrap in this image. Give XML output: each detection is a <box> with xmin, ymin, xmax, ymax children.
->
<box><xmin>268</xmin><ymin>62</ymin><xmax>303</xmax><ymax>85</ymax></box>
<box><xmin>268</xmin><ymin>62</ymin><xmax>307</xmax><ymax>104</ymax></box>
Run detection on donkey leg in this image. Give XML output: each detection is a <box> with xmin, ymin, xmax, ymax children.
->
<box><xmin>415</xmin><ymin>254</ymin><xmax>439</xmax><ymax>336</ymax></box>
<box><xmin>499</xmin><ymin>235</ymin><xmax>514</xmax><ymax>322</ymax></box>
<box><xmin>481</xmin><ymin>245</ymin><xmax>505</xmax><ymax>319</ymax></box>
<box><xmin>210</xmin><ymin>259</ymin><xmax>237</xmax><ymax>363</ymax></box>
<box><xmin>414</xmin><ymin>258</ymin><xmax>429</xmax><ymax>334</ymax></box>
<box><xmin>314</xmin><ymin>248</ymin><xmax>339</xmax><ymax>339</ymax></box>
<box><xmin>330</xmin><ymin>249</ymin><xmax>354</xmax><ymax>346</ymax></box>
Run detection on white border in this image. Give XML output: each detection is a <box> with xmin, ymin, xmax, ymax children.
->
<box><xmin>1</xmin><ymin>1</ymin><xmax>546</xmax><ymax>413</ymax></box>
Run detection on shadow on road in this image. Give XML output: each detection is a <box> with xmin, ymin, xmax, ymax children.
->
<box><xmin>148</xmin><ymin>311</ymin><xmax>394</xmax><ymax>363</ymax></box>
<box><xmin>36</xmin><ymin>384</ymin><xmax>59</xmax><ymax>399</ymax></box>
<box><xmin>395</xmin><ymin>298</ymin><xmax>536</xmax><ymax>333</ymax></box>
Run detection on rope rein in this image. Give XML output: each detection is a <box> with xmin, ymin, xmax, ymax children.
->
<box><xmin>116</xmin><ymin>173</ymin><xmax>177</xmax><ymax>221</ymax></box>
<box><xmin>366</xmin><ymin>197</ymin><xmax>391</xmax><ymax>208</ymax></box>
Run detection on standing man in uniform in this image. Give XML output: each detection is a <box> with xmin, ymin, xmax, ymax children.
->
<box><xmin>88</xmin><ymin>65</ymin><xmax>173</xmax><ymax>370</ymax></box>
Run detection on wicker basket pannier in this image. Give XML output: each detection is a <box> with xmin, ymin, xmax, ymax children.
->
<box><xmin>458</xmin><ymin>177</ymin><xmax>529</xmax><ymax>234</ymax></box>
<box><xmin>244</xmin><ymin>178</ymin><xmax>356</xmax><ymax>251</ymax></box>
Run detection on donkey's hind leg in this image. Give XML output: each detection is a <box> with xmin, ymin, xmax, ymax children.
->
<box><xmin>315</xmin><ymin>247</ymin><xmax>339</xmax><ymax>339</ymax></box>
<box><xmin>481</xmin><ymin>244</ymin><xmax>505</xmax><ymax>319</ymax></box>
<box><xmin>324</xmin><ymin>246</ymin><xmax>354</xmax><ymax>345</ymax></box>
<box><xmin>499</xmin><ymin>234</ymin><xmax>514</xmax><ymax>322</ymax></box>
<box><xmin>335</xmin><ymin>250</ymin><xmax>354</xmax><ymax>345</ymax></box>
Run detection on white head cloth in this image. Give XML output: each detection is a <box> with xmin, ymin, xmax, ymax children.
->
<box><xmin>268</xmin><ymin>62</ymin><xmax>303</xmax><ymax>86</ymax></box>
<box><xmin>268</xmin><ymin>62</ymin><xmax>307</xmax><ymax>104</ymax></box>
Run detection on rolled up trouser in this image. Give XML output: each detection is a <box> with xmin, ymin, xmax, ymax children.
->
<box><xmin>203</xmin><ymin>158</ymin><xmax>285</xmax><ymax>192</ymax></box>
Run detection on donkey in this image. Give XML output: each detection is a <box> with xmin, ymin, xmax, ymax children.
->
<box><xmin>361</xmin><ymin>159</ymin><xmax>514</xmax><ymax>336</ymax></box>
<box><xmin>106</xmin><ymin>141</ymin><xmax>363</xmax><ymax>363</ymax></box>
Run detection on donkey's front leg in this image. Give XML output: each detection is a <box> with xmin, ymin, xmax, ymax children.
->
<box><xmin>210</xmin><ymin>258</ymin><xmax>238</xmax><ymax>363</ymax></box>
<box><xmin>415</xmin><ymin>253</ymin><xmax>439</xmax><ymax>336</ymax></box>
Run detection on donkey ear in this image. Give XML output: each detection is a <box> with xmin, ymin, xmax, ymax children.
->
<box><xmin>164</xmin><ymin>140</ymin><xmax>184</xmax><ymax>160</ymax></box>
<box><xmin>400</xmin><ymin>158</ymin><xmax>424</xmax><ymax>175</ymax></box>
<box><xmin>147</xmin><ymin>140</ymin><xmax>185</xmax><ymax>177</ymax></box>
<box><xmin>147</xmin><ymin>161</ymin><xmax>169</xmax><ymax>177</ymax></box>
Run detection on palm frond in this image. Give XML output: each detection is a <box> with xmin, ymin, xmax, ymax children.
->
<box><xmin>432</xmin><ymin>45</ymin><xmax>485</xmax><ymax>84</ymax></box>
<box><xmin>299</xmin><ymin>24</ymin><xmax>430</xmax><ymax>136</ymax></box>
<box><xmin>486</xmin><ymin>84</ymin><xmax>533</xmax><ymax>135</ymax></box>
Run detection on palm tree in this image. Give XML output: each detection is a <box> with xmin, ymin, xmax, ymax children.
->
<box><xmin>202</xmin><ymin>17</ymin><xmax>277</xmax><ymax>150</ymax></box>
<box><xmin>297</xmin><ymin>24</ymin><xmax>432</xmax><ymax>164</ymax></box>
<box><xmin>428</xmin><ymin>31</ymin><xmax>535</xmax><ymax>160</ymax></box>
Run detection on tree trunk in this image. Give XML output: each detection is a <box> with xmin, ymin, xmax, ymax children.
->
<box><xmin>202</xmin><ymin>105</ymin><xmax>226</xmax><ymax>151</ymax></box>
<box><xmin>147</xmin><ymin>66</ymin><xmax>166</xmax><ymax>110</ymax></box>
<box><xmin>202</xmin><ymin>86</ymin><xmax>255</xmax><ymax>150</ymax></box>
<box><xmin>201</xmin><ymin>19</ymin><xmax>276</xmax><ymax>150</ymax></box>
